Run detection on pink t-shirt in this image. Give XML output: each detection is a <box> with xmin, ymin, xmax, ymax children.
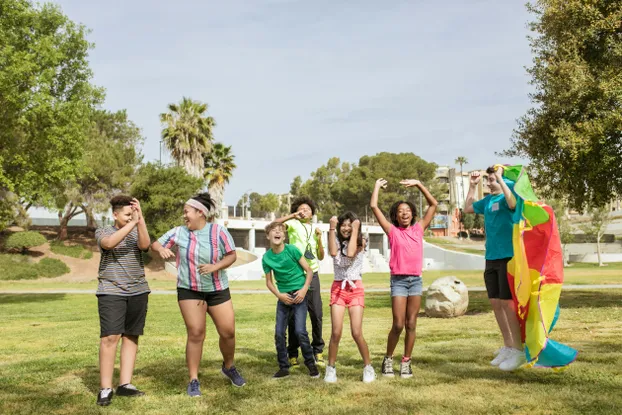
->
<box><xmin>388</xmin><ymin>223</ymin><xmax>424</xmax><ymax>276</ymax></box>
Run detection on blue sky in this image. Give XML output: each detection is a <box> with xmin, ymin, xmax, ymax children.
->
<box><xmin>52</xmin><ymin>0</ymin><xmax>533</xmax><ymax>205</ymax></box>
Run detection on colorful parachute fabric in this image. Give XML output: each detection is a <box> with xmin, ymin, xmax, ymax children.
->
<box><xmin>499</xmin><ymin>164</ymin><xmax>578</xmax><ymax>369</ymax></box>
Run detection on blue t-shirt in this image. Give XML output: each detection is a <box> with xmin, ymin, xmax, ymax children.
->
<box><xmin>473</xmin><ymin>191</ymin><xmax>515</xmax><ymax>260</ymax></box>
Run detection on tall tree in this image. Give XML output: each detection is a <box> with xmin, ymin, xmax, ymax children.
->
<box><xmin>131</xmin><ymin>163</ymin><xmax>204</xmax><ymax>240</ymax></box>
<box><xmin>160</xmin><ymin>97</ymin><xmax>214</xmax><ymax>178</ymax></box>
<box><xmin>204</xmin><ymin>143</ymin><xmax>236</xmax><ymax>217</ymax></box>
<box><xmin>0</xmin><ymin>0</ymin><xmax>103</xmax><ymax>210</ymax></box>
<box><xmin>579</xmin><ymin>205</ymin><xmax>612</xmax><ymax>267</ymax></box>
<box><xmin>454</xmin><ymin>156</ymin><xmax>468</xmax><ymax>201</ymax></box>
<box><xmin>290</xmin><ymin>176</ymin><xmax>302</xmax><ymax>198</ymax></box>
<box><xmin>55</xmin><ymin>110</ymin><xmax>143</xmax><ymax>239</ymax></box>
<box><xmin>506</xmin><ymin>1</ymin><xmax>622</xmax><ymax>209</ymax></box>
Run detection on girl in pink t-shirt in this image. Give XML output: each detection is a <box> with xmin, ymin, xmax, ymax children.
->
<box><xmin>370</xmin><ymin>178</ymin><xmax>438</xmax><ymax>378</ymax></box>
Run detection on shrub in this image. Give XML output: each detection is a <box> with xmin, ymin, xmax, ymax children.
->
<box><xmin>37</xmin><ymin>258</ymin><xmax>70</xmax><ymax>278</ymax></box>
<box><xmin>50</xmin><ymin>241</ymin><xmax>93</xmax><ymax>259</ymax></box>
<box><xmin>5</xmin><ymin>231</ymin><xmax>47</xmax><ymax>253</ymax></box>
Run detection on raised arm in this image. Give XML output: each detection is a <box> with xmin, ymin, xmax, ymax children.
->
<box><xmin>346</xmin><ymin>219</ymin><xmax>361</xmax><ymax>258</ymax></box>
<box><xmin>131</xmin><ymin>199</ymin><xmax>151</xmax><ymax>250</ymax></box>
<box><xmin>464</xmin><ymin>172</ymin><xmax>481</xmax><ymax>214</ymax></box>
<box><xmin>370</xmin><ymin>178</ymin><xmax>392</xmax><ymax>234</ymax></box>
<box><xmin>328</xmin><ymin>216</ymin><xmax>339</xmax><ymax>257</ymax></box>
<box><xmin>315</xmin><ymin>227</ymin><xmax>325</xmax><ymax>261</ymax></box>
<box><xmin>274</xmin><ymin>211</ymin><xmax>303</xmax><ymax>224</ymax></box>
<box><xmin>494</xmin><ymin>166</ymin><xmax>516</xmax><ymax>210</ymax></box>
<box><xmin>99</xmin><ymin>218</ymin><xmax>138</xmax><ymax>250</ymax></box>
<box><xmin>400</xmin><ymin>180</ymin><xmax>438</xmax><ymax>230</ymax></box>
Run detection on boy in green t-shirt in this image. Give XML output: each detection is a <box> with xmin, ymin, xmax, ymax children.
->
<box><xmin>274</xmin><ymin>196</ymin><xmax>326</xmax><ymax>366</ymax></box>
<box><xmin>263</xmin><ymin>222</ymin><xmax>320</xmax><ymax>379</ymax></box>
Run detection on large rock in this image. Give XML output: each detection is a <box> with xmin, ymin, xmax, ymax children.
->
<box><xmin>425</xmin><ymin>276</ymin><xmax>469</xmax><ymax>318</ymax></box>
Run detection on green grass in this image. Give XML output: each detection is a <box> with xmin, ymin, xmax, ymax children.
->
<box><xmin>0</xmin><ymin>254</ymin><xmax>70</xmax><ymax>280</ymax></box>
<box><xmin>0</xmin><ymin>290</ymin><xmax>621</xmax><ymax>414</ymax></box>
<box><xmin>49</xmin><ymin>241</ymin><xmax>93</xmax><ymax>259</ymax></box>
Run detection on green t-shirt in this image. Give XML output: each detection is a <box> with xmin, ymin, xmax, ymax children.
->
<box><xmin>262</xmin><ymin>244</ymin><xmax>306</xmax><ymax>293</ymax></box>
<box><xmin>285</xmin><ymin>219</ymin><xmax>319</xmax><ymax>272</ymax></box>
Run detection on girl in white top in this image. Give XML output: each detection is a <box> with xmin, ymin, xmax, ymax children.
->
<box><xmin>325</xmin><ymin>211</ymin><xmax>376</xmax><ymax>383</ymax></box>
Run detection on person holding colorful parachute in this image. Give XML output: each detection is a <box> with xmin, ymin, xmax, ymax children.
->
<box><xmin>465</xmin><ymin>164</ymin><xmax>578</xmax><ymax>371</ymax></box>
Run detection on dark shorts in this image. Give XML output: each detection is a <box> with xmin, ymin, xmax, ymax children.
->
<box><xmin>97</xmin><ymin>293</ymin><xmax>149</xmax><ymax>338</ymax></box>
<box><xmin>177</xmin><ymin>287</ymin><xmax>231</xmax><ymax>306</ymax></box>
<box><xmin>484</xmin><ymin>258</ymin><xmax>513</xmax><ymax>300</ymax></box>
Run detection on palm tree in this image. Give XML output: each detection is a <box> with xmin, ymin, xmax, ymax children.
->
<box><xmin>204</xmin><ymin>143</ymin><xmax>236</xmax><ymax>218</ymax></box>
<box><xmin>455</xmin><ymin>156</ymin><xmax>468</xmax><ymax>239</ymax></box>
<box><xmin>160</xmin><ymin>97</ymin><xmax>215</xmax><ymax>178</ymax></box>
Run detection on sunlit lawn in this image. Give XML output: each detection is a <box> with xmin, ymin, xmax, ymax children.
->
<box><xmin>1</xmin><ymin>290</ymin><xmax>621</xmax><ymax>415</ymax></box>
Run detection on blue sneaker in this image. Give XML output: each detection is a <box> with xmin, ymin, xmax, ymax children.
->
<box><xmin>221</xmin><ymin>363</ymin><xmax>246</xmax><ymax>387</ymax></box>
<box><xmin>187</xmin><ymin>379</ymin><xmax>201</xmax><ymax>397</ymax></box>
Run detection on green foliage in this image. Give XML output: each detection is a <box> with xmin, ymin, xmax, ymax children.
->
<box><xmin>289</xmin><ymin>176</ymin><xmax>302</xmax><ymax>198</ymax></box>
<box><xmin>0</xmin><ymin>0</ymin><xmax>104</xmax><ymax>206</ymax></box>
<box><xmin>0</xmin><ymin>254</ymin><xmax>69</xmax><ymax>280</ymax></box>
<box><xmin>204</xmin><ymin>143</ymin><xmax>236</xmax><ymax>217</ymax></box>
<box><xmin>507</xmin><ymin>1</ymin><xmax>622</xmax><ymax>209</ymax></box>
<box><xmin>579</xmin><ymin>205</ymin><xmax>612</xmax><ymax>243</ymax></box>
<box><xmin>160</xmin><ymin>97</ymin><xmax>214</xmax><ymax>178</ymax></box>
<box><xmin>306</xmin><ymin>153</ymin><xmax>444</xmax><ymax>222</ymax></box>
<box><xmin>131</xmin><ymin>163</ymin><xmax>204</xmax><ymax>240</ymax></box>
<box><xmin>55</xmin><ymin>109</ymin><xmax>144</xmax><ymax>237</ymax></box>
<box><xmin>473</xmin><ymin>214</ymin><xmax>482</xmax><ymax>229</ymax></box>
<box><xmin>462</xmin><ymin>213</ymin><xmax>475</xmax><ymax>231</ymax></box>
<box><xmin>4</xmin><ymin>231</ymin><xmax>47</xmax><ymax>252</ymax></box>
<box><xmin>49</xmin><ymin>241</ymin><xmax>92</xmax><ymax>259</ymax></box>
<box><xmin>36</xmin><ymin>258</ymin><xmax>70</xmax><ymax>278</ymax></box>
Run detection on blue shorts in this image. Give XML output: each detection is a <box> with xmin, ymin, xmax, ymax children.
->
<box><xmin>390</xmin><ymin>275</ymin><xmax>423</xmax><ymax>297</ymax></box>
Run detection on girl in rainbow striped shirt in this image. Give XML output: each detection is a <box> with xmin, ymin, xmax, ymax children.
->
<box><xmin>152</xmin><ymin>192</ymin><xmax>246</xmax><ymax>397</ymax></box>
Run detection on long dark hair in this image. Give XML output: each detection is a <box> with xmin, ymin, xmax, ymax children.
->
<box><xmin>389</xmin><ymin>200</ymin><xmax>417</xmax><ymax>227</ymax></box>
<box><xmin>337</xmin><ymin>211</ymin><xmax>363</xmax><ymax>255</ymax></box>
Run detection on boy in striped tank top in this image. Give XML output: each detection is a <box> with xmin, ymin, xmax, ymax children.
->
<box><xmin>95</xmin><ymin>195</ymin><xmax>151</xmax><ymax>406</ymax></box>
<box><xmin>152</xmin><ymin>192</ymin><xmax>246</xmax><ymax>397</ymax></box>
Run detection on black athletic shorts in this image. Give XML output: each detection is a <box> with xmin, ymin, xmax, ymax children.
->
<box><xmin>177</xmin><ymin>287</ymin><xmax>231</xmax><ymax>306</ymax></box>
<box><xmin>484</xmin><ymin>258</ymin><xmax>513</xmax><ymax>300</ymax></box>
<box><xmin>97</xmin><ymin>293</ymin><xmax>149</xmax><ymax>338</ymax></box>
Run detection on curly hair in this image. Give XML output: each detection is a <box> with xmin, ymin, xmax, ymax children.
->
<box><xmin>336</xmin><ymin>211</ymin><xmax>363</xmax><ymax>255</ymax></box>
<box><xmin>389</xmin><ymin>200</ymin><xmax>417</xmax><ymax>227</ymax></box>
<box><xmin>110</xmin><ymin>195</ymin><xmax>133</xmax><ymax>212</ymax></box>
<box><xmin>191</xmin><ymin>192</ymin><xmax>216</xmax><ymax>216</ymax></box>
<box><xmin>290</xmin><ymin>196</ymin><xmax>317</xmax><ymax>216</ymax></box>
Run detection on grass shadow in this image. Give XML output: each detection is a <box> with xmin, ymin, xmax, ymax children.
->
<box><xmin>559</xmin><ymin>290</ymin><xmax>622</xmax><ymax>309</ymax></box>
<box><xmin>0</xmin><ymin>294</ymin><xmax>66</xmax><ymax>304</ymax></box>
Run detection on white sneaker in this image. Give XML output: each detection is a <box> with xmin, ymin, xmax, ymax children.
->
<box><xmin>324</xmin><ymin>365</ymin><xmax>337</xmax><ymax>383</ymax></box>
<box><xmin>362</xmin><ymin>364</ymin><xmax>376</xmax><ymax>383</ymax></box>
<box><xmin>493</xmin><ymin>346</ymin><xmax>504</xmax><ymax>356</ymax></box>
<box><xmin>499</xmin><ymin>349</ymin><xmax>526</xmax><ymax>371</ymax></box>
<box><xmin>490</xmin><ymin>347</ymin><xmax>511</xmax><ymax>366</ymax></box>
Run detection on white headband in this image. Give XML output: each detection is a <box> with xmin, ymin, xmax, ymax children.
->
<box><xmin>186</xmin><ymin>199</ymin><xmax>209</xmax><ymax>217</ymax></box>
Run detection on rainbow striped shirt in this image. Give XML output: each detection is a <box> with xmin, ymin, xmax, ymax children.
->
<box><xmin>157</xmin><ymin>224</ymin><xmax>236</xmax><ymax>292</ymax></box>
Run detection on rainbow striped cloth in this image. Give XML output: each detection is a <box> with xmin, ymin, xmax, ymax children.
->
<box><xmin>499</xmin><ymin>164</ymin><xmax>578</xmax><ymax>369</ymax></box>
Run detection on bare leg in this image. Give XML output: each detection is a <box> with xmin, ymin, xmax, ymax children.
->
<box><xmin>385</xmin><ymin>296</ymin><xmax>407</xmax><ymax>357</ymax></box>
<box><xmin>501</xmin><ymin>299</ymin><xmax>522</xmax><ymax>349</ymax></box>
<box><xmin>179</xmin><ymin>300</ymin><xmax>208</xmax><ymax>381</ymax></box>
<box><xmin>207</xmin><ymin>300</ymin><xmax>236</xmax><ymax>369</ymax></box>
<box><xmin>99</xmin><ymin>334</ymin><xmax>121</xmax><ymax>389</ymax></box>
<box><xmin>328</xmin><ymin>305</ymin><xmax>346</xmax><ymax>366</ymax></box>
<box><xmin>403</xmin><ymin>296</ymin><xmax>421</xmax><ymax>358</ymax></box>
<box><xmin>490</xmin><ymin>298</ymin><xmax>513</xmax><ymax>348</ymax></box>
<box><xmin>119</xmin><ymin>335</ymin><xmax>139</xmax><ymax>385</ymax></box>
<box><xmin>348</xmin><ymin>306</ymin><xmax>371</xmax><ymax>366</ymax></box>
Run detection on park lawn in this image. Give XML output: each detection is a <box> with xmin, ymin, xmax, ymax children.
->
<box><xmin>1</xmin><ymin>266</ymin><xmax>622</xmax><ymax>293</ymax></box>
<box><xmin>1</xmin><ymin>291</ymin><xmax>621</xmax><ymax>415</ymax></box>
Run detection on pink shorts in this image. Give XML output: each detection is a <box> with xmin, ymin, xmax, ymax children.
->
<box><xmin>330</xmin><ymin>280</ymin><xmax>365</xmax><ymax>308</ymax></box>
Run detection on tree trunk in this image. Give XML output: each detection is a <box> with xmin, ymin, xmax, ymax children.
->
<box><xmin>596</xmin><ymin>236</ymin><xmax>604</xmax><ymax>266</ymax></box>
<box><xmin>209</xmin><ymin>184</ymin><xmax>225</xmax><ymax>219</ymax></box>
<box><xmin>57</xmin><ymin>203</ymin><xmax>82</xmax><ymax>241</ymax></box>
<box><xmin>562</xmin><ymin>244</ymin><xmax>570</xmax><ymax>267</ymax></box>
<box><xmin>84</xmin><ymin>205</ymin><xmax>97</xmax><ymax>230</ymax></box>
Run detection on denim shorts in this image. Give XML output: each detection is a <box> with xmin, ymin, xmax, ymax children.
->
<box><xmin>390</xmin><ymin>275</ymin><xmax>423</xmax><ymax>297</ymax></box>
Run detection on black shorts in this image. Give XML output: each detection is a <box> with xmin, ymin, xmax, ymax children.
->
<box><xmin>177</xmin><ymin>287</ymin><xmax>231</xmax><ymax>306</ymax></box>
<box><xmin>484</xmin><ymin>258</ymin><xmax>513</xmax><ymax>300</ymax></box>
<box><xmin>97</xmin><ymin>293</ymin><xmax>149</xmax><ymax>338</ymax></box>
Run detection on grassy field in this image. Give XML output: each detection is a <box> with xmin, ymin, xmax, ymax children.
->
<box><xmin>0</xmin><ymin>290</ymin><xmax>621</xmax><ymax>415</ymax></box>
<box><xmin>2</xmin><ymin>266</ymin><xmax>622</xmax><ymax>293</ymax></box>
